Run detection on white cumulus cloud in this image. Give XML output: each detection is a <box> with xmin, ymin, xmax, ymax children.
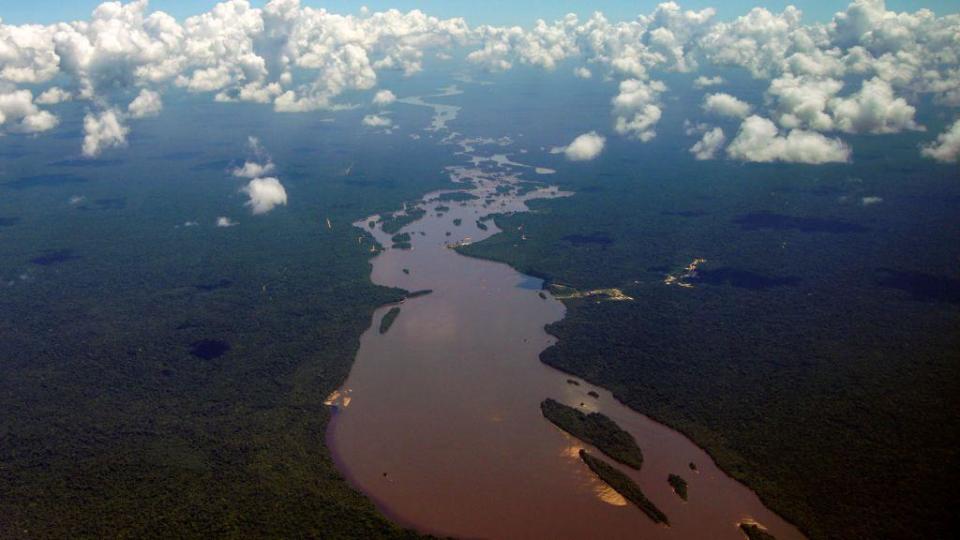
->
<box><xmin>727</xmin><ymin>115</ymin><xmax>851</xmax><ymax>164</ymax></box>
<box><xmin>362</xmin><ymin>114</ymin><xmax>393</xmax><ymax>128</ymax></box>
<box><xmin>35</xmin><ymin>87</ymin><xmax>72</xmax><ymax>105</ymax></box>
<box><xmin>242</xmin><ymin>177</ymin><xmax>288</xmax><ymax>215</ymax></box>
<box><xmin>233</xmin><ymin>161</ymin><xmax>276</xmax><ymax>179</ymax></box>
<box><xmin>82</xmin><ymin>109</ymin><xmax>128</xmax><ymax>157</ymax></box>
<box><xmin>768</xmin><ymin>75</ymin><xmax>843</xmax><ymax>131</ymax></box>
<box><xmin>921</xmin><ymin>119</ymin><xmax>960</xmax><ymax>163</ymax></box>
<box><xmin>703</xmin><ymin>93</ymin><xmax>752</xmax><ymax>119</ymax></box>
<box><xmin>232</xmin><ymin>136</ymin><xmax>276</xmax><ymax>178</ymax></box>
<box><xmin>0</xmin><ymin>0</ymin><xmax>958</xmax><ymax>158</ymax></box>
<box><xmin>690</xmin><ymin>127</ymin><xmax>726</xmax><ymax>160</ymax></box>
<box><xmin>693</xmin><ymin>75</ymin><xmax>724</xmax><ymax>88</ymax></box>
<box><xmin>373</xmin><ymin>89</ymin><xmax>397</xmax><ymax>106</ymax></box>
<box><xmin>127</xmin><ymin>89</ymin><xmax>163</xmax><ymax>118</ymax></box>
<box><xmin>0</xmin><ymin>89</ymin><xmax>58</xmax><ymax>133</ymax></box>
<box><xmin>829</xmin><ymin>77</ymin><xmax>921</xmax><ymax>134</ymax></box>
<box><xmin>612</xmin><ymin>79</ymin><xmax>665</xmax><ymax>142</ymax></box>
<box><xmin>574</xmin><ymin>66</ymin><xmax>592</xmax><ymax>79</ymax></box>
<box><xmin>551</xmin><ymin>131</ymin><xmax>606</xmax><ymax>161</ymax></box>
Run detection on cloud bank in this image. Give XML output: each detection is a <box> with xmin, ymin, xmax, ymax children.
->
<box><xmin>0</xmin><ymin>0</ymin><xmax>956</xmax><ymax>163</ymax></box>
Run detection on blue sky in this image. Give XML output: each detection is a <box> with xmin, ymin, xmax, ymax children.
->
<box><xmin>3</xmin><ymin>0</ymin><xmax>959</xmax><ymax>26</ymax></box>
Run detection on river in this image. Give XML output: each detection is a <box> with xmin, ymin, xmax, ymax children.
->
<box><xmin>325</xmin><ymin>84</ymin><xmax>805</xmax><ymax>539</ymax></box>
<box><xmin>324</xmin><ymin>137</ymin><xmax>804</xmax><ymax>539</ymax></box>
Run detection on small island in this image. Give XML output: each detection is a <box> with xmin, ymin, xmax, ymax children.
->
<box><xmin>433</xmin><ymin>191</ymin><xmax>478</xmax><ymax>202</ymax></box>
<box><xmin>579</xmin><ymin>450</ymin><xmax>668</xmax><ymax>525</ymax></box>
<box><xmin>668</xmin><ymin>474</ymin><xmax>688</xmax><ymax>501</ymax></box>
<box><xmin>540</xmin><ymin>398</ymin><xmax>643</xmax><ymax>469</ymax></box>
<box><xmin>405</xmin><ymin>289</ymin><xmax>433</xmax><ymax>299</ymax></box>
<box><xmin>391</xmin><ymin>232</ymin><xmax>412</xmax><ymax>249</ymax></box>
<box><xmin>379</xmin><ymin>307</ymin><xmax>401</xmax><ymax>334</ymax></box>
<box><xmin>380</xmin><ymin>208</ymin><xmax>426</xmax><ymax>234</ymax></box>
<box><xmin>740</xmin><ymin>523</ymin><xmax>777</xmax><ymax>540</ymax></box>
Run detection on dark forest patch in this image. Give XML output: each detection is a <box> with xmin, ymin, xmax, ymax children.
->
<box><xmin>52</xmin><ymin>130</ymin><xmax>83</xmax><ymax>140</ymax></box>
<box><xmin>152</xmin><ymin>151</ymin><xmax>203</xmax><ymax>161</ymax></box>
<box><xmin>562</xmin><ymin>231</ymin><xmax>614</xmax><ymax>246</ymax></box>
<box><xmin>189</xmin><ymin>159</ymin><xmax>236</xmax><ymax>172</ymax></box>
<box><xmin>189</xmin><ymin>339</ymin><xmax>231</xmax><ymax>360</ymax></box>
<box><xmin>733</xmin><ymin>212</ymin><xmax>867</xmax><ymax>233</ymax></box>
<box><xmin>690</xmin><ymin>268</ymin><xmax>800</xmax><ymax>290</ymax></box>
<box><xmin>0</xmin><ymin>148</ymin><xmax>26</xmax><ymax>158</ymax></box>
<box><xmin>77</xmin><ymin>197</ymin><xmax>127</xmax><ymax>211</ymax></box>
<box><xmin>50</xmin><ymin>159</ymin><xmax>124</xmax><ymax>168</ymax></box>
<box><xmin>5</xmin><ymin>174</ymin><xmax>88</xmax><ymax>190</ymax></box>
<box><xmin>808</xmin><ymin>184</ymin><xmax>846</xmax><ymax>196</ymax></box>
<box><xmin>30</xmin><ymin>249</ymin><xmax>82</xmax><ymax>266</ymax></box>
<box><xmin>662</xmin><ymin>209</ymin><xmax>708</xmax><ymax>217</ymax></box>
<box><xmin>175</xmin><ymin>320</ymin><xmax>203</xmax><ymax>331</ymax></box>
<box><xmin>345</xmin><ymin>176</ymin><xmax>398</xmax><ymax>189</ymax></box>
<box><xmin>195</xmin><ymin>279</ymin><xmax>233</xmax><ymax>292</ymax></box>
<box><xmin>876</xmin><ymin>268</ymin><xmax>960</xmax><ymax>304</ymax></box>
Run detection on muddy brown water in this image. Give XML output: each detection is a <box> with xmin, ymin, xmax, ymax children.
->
<box><xmin>326</xmin><ymin>163</ymin><xmax>805</xmax><ymax>540</ymax></box>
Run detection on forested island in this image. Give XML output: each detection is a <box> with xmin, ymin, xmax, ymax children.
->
<box><xmin>740</xmin><ymin>523</ymin><xmax>777</xmax><ymax>540</ymax></box>
<box><xmin>540</xmin><ymin>398</ymin><xmax>643</xmax><ymax>469</ymax></box>
<box><xmin>391</xmin><ymin>232</ymin><xmax>412</xmax><ymax>249</ymax></box>
<box><xmin>432</xmin><ymin>191</ymin><xmax>478</xmax><ymax>203</ymax></box>
<box><xmin>381</xmin><ymin>208</ymin><xmax>427</xmax><ymax>234</ymax></box>
<box><xmin>579</xmin><ymin>450</ymin><xmax>668</xmax><ymax>525</ymax></box>
<box><xmin>668</xmin><ymin>474</ymin><xmax>687</xmax><ymax>501</ymax></box>
<box><xmin>379</xmin><ymin>307</ymin><xmax>401</xmax><ymax>334</ymax></box>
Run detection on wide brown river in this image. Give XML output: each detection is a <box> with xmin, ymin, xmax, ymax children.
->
<box><xmin>326</xmin><ymin>137</ymin><xmax>805</xmax><ymax>539</ymax></box>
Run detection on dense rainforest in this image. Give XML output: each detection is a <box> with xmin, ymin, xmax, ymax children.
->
<box><xmin>0</xmin><ymin>97</ymin><xmax>455</xmax><ymax>538</ymax></box>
